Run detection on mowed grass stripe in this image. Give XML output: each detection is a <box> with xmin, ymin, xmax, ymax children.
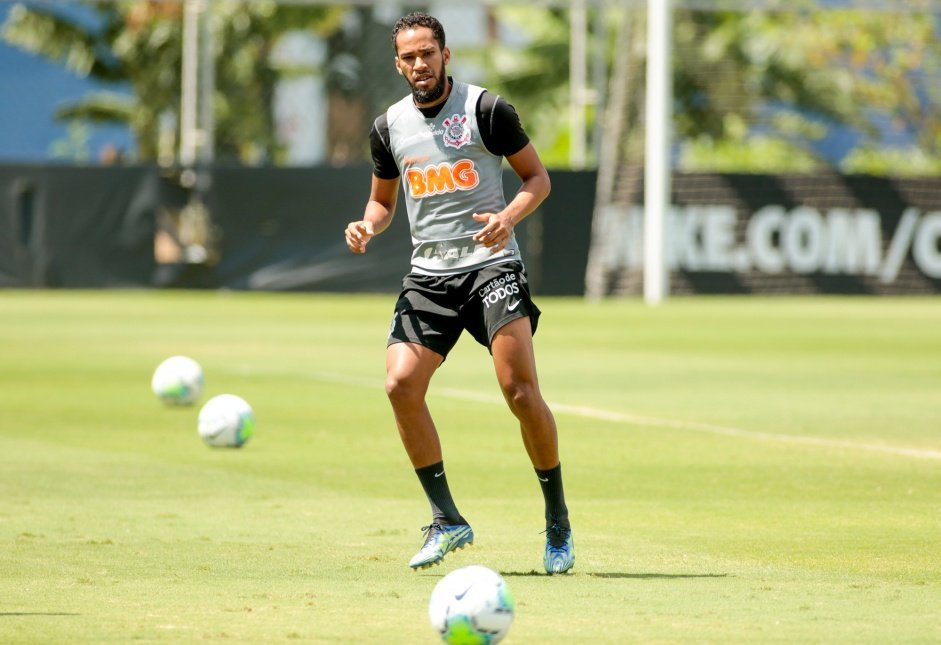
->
<box><xmin>1</xmin><ymin>291</ymin><xmax>940</xmax><ymax>643</ymax></box>
<box><xmin>228</xmin><ymin>366</ymin><xmax>941</xmax><ymax>462</ymax></box>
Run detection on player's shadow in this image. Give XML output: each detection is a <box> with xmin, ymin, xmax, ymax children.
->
<box><xmin>588</xmin><ymin>572</ymin><xmax>729</xmax><ymax>580</ymax></box>
<box><xmin>500</xmin><ymin>571</ymin><xmax>729</xmax><ymax>579</ymax></box>
<box><xmin>0</xmin><ymin>612</ymin><xmax>80</xmax><ymax>616</ymax></box>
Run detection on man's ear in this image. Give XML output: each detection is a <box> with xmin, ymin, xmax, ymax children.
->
<box><xmin>443</xmin><ymin>47</ymin><xmax>451</xmax><ymax>65</ymax></box>
<box><xmin>395</xmin><ymin>58</ymin><xmax>404</xmax><ymax>75</ymax></box>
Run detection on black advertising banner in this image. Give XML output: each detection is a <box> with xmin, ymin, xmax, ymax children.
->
<box><xmin>0</xmin><ymin>165</ymin><xmax>156</xmax><ymax>288</ymax></box>
<box><xmin>0</xmin><ymin>166</ymin><xmax>937</xmax><ymax>294</ymax></box>
<box><xmin>593</xmin><ymin>174</ymin><xmax>941</xmax><ymax>295</ymax></box>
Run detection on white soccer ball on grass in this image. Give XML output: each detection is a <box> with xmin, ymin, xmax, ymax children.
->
<box><xmin>151</xmin><ymin>355</ymin><xmax>204</xmax><ymax>406</ymax></box>
<box><xmin>428</xmin><ymin>565</ymin><xmax>515</xmax><ymax>644</ymax></box>
<box><xmin>197</xmin><ymin>393</ymin><xmax>255</xmax><ymax>448</ymax></box>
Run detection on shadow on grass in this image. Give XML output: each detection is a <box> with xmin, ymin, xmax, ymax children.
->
<box><xmin>500</xmin><ymin>571</ymin><xmax>730</xmax><ymax>579</ymax></box>
<box><xmin>587</xmin><ymin>572</ymin><xmax>729</xmax><ymax>580</ymax></box>
<box><xmin>0</xmin><ymin>612</ymin><xmax>80</xmax><ymax>616</ymax></box>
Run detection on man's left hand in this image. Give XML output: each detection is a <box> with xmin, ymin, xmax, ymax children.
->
<box><xmin>472</xmin><ymin>212</ymin><xmax>513</xmax><ymax>254</ymax></box>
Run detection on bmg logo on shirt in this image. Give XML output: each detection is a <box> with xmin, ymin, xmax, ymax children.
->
<box><xmin>405</xmin><ymin>160</ymin><xmax>479</xmax><ymax>198</ymax></box>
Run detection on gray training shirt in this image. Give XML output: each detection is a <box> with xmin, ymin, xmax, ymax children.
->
<box><xmin>378</xmin><ymin>81</ymin><xmax>523</xmax><ymax>276</ymax></box>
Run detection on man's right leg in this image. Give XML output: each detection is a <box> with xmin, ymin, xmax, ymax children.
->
<box><xmin>385</xmin><ymin>342</ymin><xmax>473</xmax><ymax>569</ymax></box>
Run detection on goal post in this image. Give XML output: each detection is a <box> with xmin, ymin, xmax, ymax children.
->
<box><xmin>644</xmin><ymin>0</ymin><xmax>672</xmax><ymax>305</ymax></box>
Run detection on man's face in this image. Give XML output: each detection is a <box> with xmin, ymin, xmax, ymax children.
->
<box><xmin>394</xmin><ymin>26</ymin><xmax>450</xmax><ymax>106</ymax></box>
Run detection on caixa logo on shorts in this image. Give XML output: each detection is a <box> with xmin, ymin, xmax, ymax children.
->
<box><xmin>478</xmin><ymin>273</ymin><xmax>520</xmax><ymax>308</ymax></box>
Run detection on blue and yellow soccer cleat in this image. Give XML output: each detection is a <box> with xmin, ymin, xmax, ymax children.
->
<box><xmin>409</xmin><ymin>522</ymin><xmax>474</xmax><ymax>570</ymax></box>
<box><xmin>544</xmin><ymin>523</ymin><xmax>575</xmax><ymax>574</ymax></box>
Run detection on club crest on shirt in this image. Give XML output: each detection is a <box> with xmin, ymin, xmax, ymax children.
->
<box><xmin>442</xmin><ymin>114</ymin><xmax>471</xmax><ymax>149</ymax></box>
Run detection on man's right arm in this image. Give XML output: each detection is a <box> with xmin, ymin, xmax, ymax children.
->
<box><xmin>346</xmin><ymin>117</ymin><xmax>400</xmax><ymax>254</ymax></box>
<box><xmin>346</xmin><ymin>175</ymin><xmax>399</xmax><ymax>254</ymax></box>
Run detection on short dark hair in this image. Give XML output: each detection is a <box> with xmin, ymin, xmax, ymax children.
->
<box><xmin>392</xmin><ymin>11</ymin><xmax>446</xmax><ymax>53</ymax></box>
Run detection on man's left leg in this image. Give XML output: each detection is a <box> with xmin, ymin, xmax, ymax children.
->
<box><xmin>491</xmin><ymin>317</ymin><xmax>574</xmax><ymax>574</ymax></box>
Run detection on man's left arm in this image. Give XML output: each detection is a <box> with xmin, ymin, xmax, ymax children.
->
<box><xmin>472</xmin><ymin>143</ymin><xmax>551</xmax><ymax>252</ymax></box>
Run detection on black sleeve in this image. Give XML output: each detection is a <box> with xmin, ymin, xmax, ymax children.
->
<box><xmin>476</xmin><ymin>92</ymin><xmax>530</xmax><ymax>158</ymax></box>
<box><xmin>370</xmin><ymin>114</ymin><xmax>400</xmax><ymax>179</ymax></box>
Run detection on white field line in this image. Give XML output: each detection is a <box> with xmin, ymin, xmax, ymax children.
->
<box><xmin>271</xmin><ymin>369</ymin><xmax>941</xmax><ymax>462</ymax></box>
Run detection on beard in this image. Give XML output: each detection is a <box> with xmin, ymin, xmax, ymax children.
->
<box><xmin>409</xmin><ymin>67</ymin><xmax>448</xmax><ymax>105</ymax></box>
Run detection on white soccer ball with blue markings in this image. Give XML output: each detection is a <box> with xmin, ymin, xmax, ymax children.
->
<box><xmin>197</xmin><ymin>394</ymin><xmax>255</xmax><ymax>448</ymax></box>
<box><xmin>428</xmin><ymin>565</ymin><xmax>515</xmax><ymax>644</ymax></box>
<box><xmin>151</xmin><ymin>356</ymin><xmax>204</xmax><ymax>406</ymax></box>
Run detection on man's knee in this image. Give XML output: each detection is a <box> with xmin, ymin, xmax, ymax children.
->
<box><xmin>501</xmin><ymin>380</ymin><xmax>542</xmax><ymax>415</ymax></box>
<box><xmin>386</xmin><ymin>372</ymin><xmax>425</xmax><ymax>407</ymax></box>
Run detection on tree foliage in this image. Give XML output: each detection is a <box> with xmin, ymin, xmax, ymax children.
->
<box><xmin>673</xmin><ymin>8</ymin><xmax>941</xmax><ymax>175</ymax></box>
<box><xmin>473</xmin><ymin>7</ymin><xmax>572</xmax><ymax>167</ymax></box>
<box><xmin>1</xmin><ymin>0</ymin><xmax>343</xmax><ymax>163</ymax></box>
<box><xmin>468</xmin><ymin>5</ymin><xmax>941</xmax><ymax>175</ymax></box>
<box><xmin>3</xmin><ymin>2</ymin><xmax>939</xmax><ymax>174</ymax></box>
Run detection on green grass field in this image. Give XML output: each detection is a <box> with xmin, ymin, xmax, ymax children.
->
<box><xmin>2</xmin><ymin>291</ymin><xmax>940</xmax><ymax>643</ymax></box>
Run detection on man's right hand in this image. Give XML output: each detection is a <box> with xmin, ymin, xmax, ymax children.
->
<box><xmin>345</xmin><ymin>221</ymin><xmax>375</xmax><ymax>254</ymax></box>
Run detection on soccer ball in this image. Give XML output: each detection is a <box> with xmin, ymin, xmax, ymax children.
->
<box><xmin>428</xmin><ymin>565</ymin><xmax>515</xmax><ymax>644</ymax></box>
<box><xmin>151</xmin><ymin>356</ymin><xmax>204</xmax><ymax>405</ymax></box>
<box><xmin>197</xmin><ymin>394</ymin><xmax>255</xmax><ymax>448</ymax></box>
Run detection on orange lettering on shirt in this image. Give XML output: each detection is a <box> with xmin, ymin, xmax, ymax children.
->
<box><xmin>405</xmin><ymin>160</ymin><xmax>479</xmax><ymax>198</ymax></box>
<box><xmin>405</xmin><ymin>168</ymin><xmax>427</xmax><ymax>197</ymax></box>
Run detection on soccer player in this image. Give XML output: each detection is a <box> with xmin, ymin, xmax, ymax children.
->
<box><xmin>344</xmin><ymin>11</ymin><xmax>574</xmax><ymax>574</ymax></box>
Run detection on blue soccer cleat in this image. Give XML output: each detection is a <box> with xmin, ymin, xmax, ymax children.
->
<box><xmin>544</xmin><ymin>523</ymin><xmax>575</xmax><ymax>574</ymax></box>
<box><xmin>409</xmin><ymin>522</ymin><xmax>474</xmax><ymax>570</ymax></box>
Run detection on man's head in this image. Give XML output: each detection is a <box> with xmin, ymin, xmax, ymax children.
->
<box><xmin>392</xmin><ymin>12</ymin><xmax>450</xmax><ymax>106</ymax></box>
<box><xmin>392</xmin><ymin>12</ymin><xmax>446</xmax><ymax>52</ymax></box>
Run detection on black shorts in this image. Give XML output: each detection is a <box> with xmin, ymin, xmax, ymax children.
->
<box><xmin>387</xmin><ymin>261</ymin><xmax>541</xmax><ymax>359</ymax></box>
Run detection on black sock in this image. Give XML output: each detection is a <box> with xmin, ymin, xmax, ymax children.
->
<box><xmin>535</xmin><ymin>463</ymin><xmax>570</xmax><ymax>530</ymax></box>
<box><xmin>415</xmin><ymin>461</ymin><xmax>466</xmax><ymax>525</ymax></box>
